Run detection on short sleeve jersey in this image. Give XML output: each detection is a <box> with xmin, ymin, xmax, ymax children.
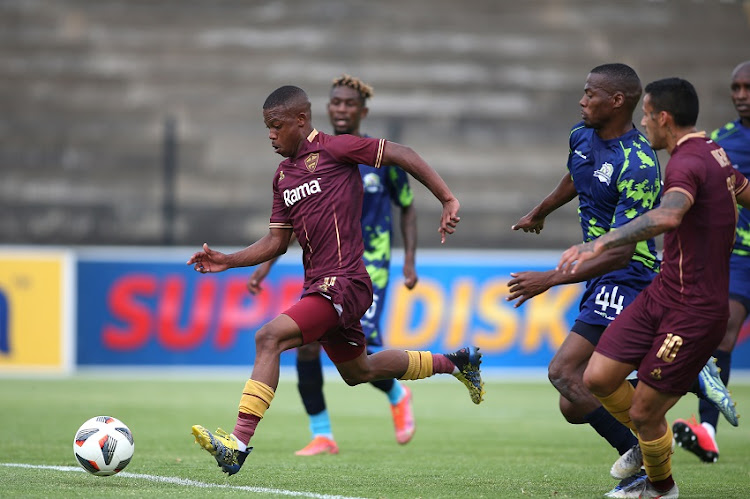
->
<box><xmin>567</xmin><ymin>123</ymin><xmax>662</xmax><ymax>281</ymax></box>
<box><xmin>270</xmin><ymin>130</ymin><xmax>387</xmax><ymax>287</ymax></box>
<box><xmin>649</xmin><ymin>132</ymin><xmax>749</xmax><ymax>318</ymax></box>
<box><xmin>711</xmin><ymin>120</ymin><xmax>750</xmax><ymax>255</ymax></box>
<box><xmin>359</xmin><ymin>160</ymin><xmax>414</xmax><ymax>289</ymax></box>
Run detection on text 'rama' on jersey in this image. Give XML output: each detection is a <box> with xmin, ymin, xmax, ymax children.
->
<box><xmin>270</xmin><ymin>129</ymin><xmax>386</xmax><ymax>288</ymax></box>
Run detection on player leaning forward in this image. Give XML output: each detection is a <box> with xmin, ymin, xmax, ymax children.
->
<box><xmin>187</xmin><ymin>85</ymin><xmax>484</xmax><ymax>475</ymax></box>
<box><xmin>558</xmin><ymin>78</ymin><xmax>750</xmax><ymax>498</ymax></box>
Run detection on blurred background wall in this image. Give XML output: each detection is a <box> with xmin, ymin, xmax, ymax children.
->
<box><xmin>2</xmin><ymin>0</ymin><xmax>749</xmax><ymax>250</ymax></box>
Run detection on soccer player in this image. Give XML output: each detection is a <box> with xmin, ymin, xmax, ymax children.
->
<box><xmin>558</xmin><ymin>77</ymin><xmax>750</xmax><ymax>498</ymax></box>
<box><xmin>509</xmin><ymin>63</ymin><xmax>661</xmax><ymax>494</ymax></box>
<box><xmin>672</xmin><ymin>60</ymin><xmax>749</xmax><ymax>463</ymax></box>
<box><xmin>187</xmin><ymin>85</ymin><xmax>484</xmax><ymax>476</ymax></box>
<box><xmin>246</xmin><ymin>75</ymin><xmax>419</xmax><ymax>455</ymax></box>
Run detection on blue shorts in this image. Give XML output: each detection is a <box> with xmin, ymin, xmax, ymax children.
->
<box><xmin>576</xmin><ymin>275</ymin><xmax>645</xmax><ymax>332</ymax></box>
<box><xmin>361</xmin><ymin>282</ymin><xmax>387</xmax><ymax>347</ymax></box>
<box><xmin>729</xmin><ymin>253</ymin><xmax>750</xmax><ymax>314</ymax></box>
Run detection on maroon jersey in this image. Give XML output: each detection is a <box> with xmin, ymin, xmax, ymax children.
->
<box><xmin>650</xmin><ymin>132</ymin><xmax>749</xmax><ymax>318</ymax></box>
<box><xmin>270</xmin><ymin>129</ymin><xmax>386</xmax><ymax>288</ymax></box>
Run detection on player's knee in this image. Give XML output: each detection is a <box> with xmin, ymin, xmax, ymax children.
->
<box><xmin>548</xmin><ymin>359</ymin><xmax>575</xmax><ymax>395</ymax></box>
<box><xmin>627</xmin><ymin>403</ymin><xmax>653</xmax><ymax>431</ymax></box>
<box><xmin>582</xmin><ymin>367</ymin><xmax>606</xmax><ymax>397</ymax></box>
<box><xmin>254</xmin><ymin>325</ymin><xmax>284</xmax><ymax>353</ymax></box>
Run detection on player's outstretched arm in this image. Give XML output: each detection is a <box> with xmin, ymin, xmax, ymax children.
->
<box><xmin>381</xmin><ymin>142</ymin><xmax>460</xmax><ymax>243</ymax></box>
<box><xmin>507</xmin><ymin>244</ymin><xmax>634</xmax><ymax>307</ymax></box>
<box><xmin>188</xmin><ymin>228</ymin><xmax>293</xmax><ymax>274</ymax></box>
<box><xmin>512</xmin><ymin>173</ymin><xmax>577</xmax><ymax>234</ymax></box>
<box><xmin>400</xmin><ymin>203</ymin><xmax>418</xmax><ymax>289</ymax></box>
<box><xmin>557</xmin><ymin>190</ymin><xmax>691</xmax><ymax>274</ymax></box>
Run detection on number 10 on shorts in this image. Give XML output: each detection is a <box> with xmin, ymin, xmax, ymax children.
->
<box><xmin>595</xmin><ymin>285</ymin><xmax>624</xmax><ymax>315</ymax></box>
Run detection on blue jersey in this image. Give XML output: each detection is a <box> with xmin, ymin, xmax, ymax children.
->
<box><xmin>711</xmin><ymin>120</ymin><xmax>750</xmax><ymax>256</ymax></box>
<box><xmin>359</xmin><ymin>162</ymin><xmax>414</xmax><ymax>345</ymax></box>
<box><xmin>568</xmin><ymin>122</ymin><xmax>662</xmax><ymax>295</ymax></box>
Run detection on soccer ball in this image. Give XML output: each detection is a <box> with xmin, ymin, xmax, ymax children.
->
<box><xmin>73</xmin><ymin>416</ymin><xmax>134</xmax><ymax>476</ymax></box>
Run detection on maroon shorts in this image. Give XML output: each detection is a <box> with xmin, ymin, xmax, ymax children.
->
<box><xmin>596</xmin><ymin>286</ymin><xmax>727</xmax><ymax>395</ymax></box>
<box><xmin>283</xmin><ymin>274</ymin><xmax>372</xmax><ymax>364</ymax></box>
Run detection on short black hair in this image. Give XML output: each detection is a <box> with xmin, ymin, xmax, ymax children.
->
<box><xmin>263</xmin><ymin>85</ymin><xmax>309</xmax><ymax>111</ymax></box>
<box><xmin>590</xmin><ymin>63</ymin><xmax>642</xmax><ymax>114</ymax></box>
<box><xmin>644</xmin><ymin>78</ymin><xmax>699</xmax><ymax>127</ymax></box>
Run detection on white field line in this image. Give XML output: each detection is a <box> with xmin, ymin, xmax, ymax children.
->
<box><xmin>0</xmin><ymin>463</ymin><xmax>368</xmax><ymax>499</ymax></box>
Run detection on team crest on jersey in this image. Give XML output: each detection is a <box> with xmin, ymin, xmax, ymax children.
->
<box><xmin>594</xmin><ymin>162</ymin><xmax>613</xmax><ymax>185</ymax></box>
<box><xmin>279</xmin><ymin>171</ymin><xmax>285</xmax><ymax>181</ymax></box>
<box><xmin>650</xmin><ymin>368</ymin><xmax>662</xmax><ymax>381</ymax></box>
<box><xmin>305</xmin><ymin>153</ymin><xmax>319</xmax><ymax>172</ymax></box>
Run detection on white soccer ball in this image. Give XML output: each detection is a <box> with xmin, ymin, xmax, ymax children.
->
<box><xmin>73</xmin><ymin>416</ymin><xmax>134</xmax><ymax>476</ymax></box>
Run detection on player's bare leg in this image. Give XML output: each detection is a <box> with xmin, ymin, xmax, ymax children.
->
<box><xmin>549</xmin><ymin>333</ymin><xmax>639</xmax><ymax>464</ymax></box>
<box><xmin>193</xmin><ymin>314</ymin><xmax>304</xmax><ymax>474</ymax></box>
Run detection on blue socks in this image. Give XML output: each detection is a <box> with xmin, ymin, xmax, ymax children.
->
<box><xmin>585</xmin><ymin>405</ymin><xmax>639</xmax><ymax>455</ymax></box>
<box><xmin>386</xmin><ymin>380</ymin><xmax>407</xmax><ymax>405</ymax></box>
<box><xmin>309</xmin><ymin>409</ymin><xmax>333</xmax><ymax>439</ymax></box>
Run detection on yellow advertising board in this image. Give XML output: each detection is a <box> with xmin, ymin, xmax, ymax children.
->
<box><xmin>0</xmin><ymin>249</ymin><xmax>73</xmax><ymax>373</ymax></box>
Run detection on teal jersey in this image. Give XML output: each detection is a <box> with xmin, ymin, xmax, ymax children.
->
<box><xmin>359</xmin><ymin>164</ymin><xmax>413</xmax><ymax>288</ymax></box>
<box><xmin>567</xmin><ymin>122</ymin><xmax>662</xmax><ymax>277</ymax></box>
<box><xmin>359</xmin><ymin>162</ymin><xmax>413</xmax><ymax>344</ymax></box>
<box><xmin>711</xmin><ymin>120</ymin><xmax>750</xmax><ymax>256</ymax></box>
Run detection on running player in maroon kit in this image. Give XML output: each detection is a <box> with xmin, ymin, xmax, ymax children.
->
<box><xmin>558</xmin><ymin>78</ymin><xmax>750</xmax><ymax>498</ymax></box>
<box><xmin>187</xmin><ymin>85</ymin><xmax>484</xmax><ymax>476</ymax></box>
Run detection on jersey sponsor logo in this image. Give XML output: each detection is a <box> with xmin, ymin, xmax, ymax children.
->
<box><xmin>283</xmin><ymin>179</ymin><xmax>322</xmax><ymax>207</ymax></box>
<box><xmin>574</xmin><ymin>149</ymin><xmax>588</xmax><ymax>160</ymax></box>
<box><xmin>305</xmin><ymin>153</ymin><xmax>319</xmax><ymax>172</ymax></box>
<box><xmin>362</xmin><ymin>172</ymin><xmax>382</xmax><ymax>194</ymax></box>
<box><xmin>593</xmin><ymin>162</ymin><xmax>614</xmax><ymax>185</ymax></box>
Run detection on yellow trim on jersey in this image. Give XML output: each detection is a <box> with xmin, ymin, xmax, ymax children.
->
<box><xmin>307</xmin><ymin>129</ymin><xmax>319</xmax><ymax>142</ymax></box>
<box><xmin>664</xmin><ymin>186</ymin><xmax>695</xmax><ymax>205</ymax></box>
<box><xmin>269</xmin><ymin>222</ymin><xmax>293</xmax><ymax>229</ymax></box>
<box><xmin>676</xmin><ymin>131</ymin><xmax>705</xmax><ymax>146</ymax></box>
<box><xmin>374</xmin><ymin>138</ymin><xmax>386</xmax><ymax>169</ymax></box>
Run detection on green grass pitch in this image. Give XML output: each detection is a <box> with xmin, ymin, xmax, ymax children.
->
<box><xmin>1</xmin><ymin>375</ymin><xmax>749</xmax><ymax>498</ymax></box>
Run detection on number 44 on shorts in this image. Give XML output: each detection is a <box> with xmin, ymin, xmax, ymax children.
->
<box><xmin>595</xmin><ymin>285</ymin><xmax>624</xmax><ymax>316</ymax></box>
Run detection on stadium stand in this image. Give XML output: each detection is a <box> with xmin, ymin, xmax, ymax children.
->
<box><xmin>1</xmin><ymin>0</ymin><xmax>749</xmax><ymax>248</ymax></box>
